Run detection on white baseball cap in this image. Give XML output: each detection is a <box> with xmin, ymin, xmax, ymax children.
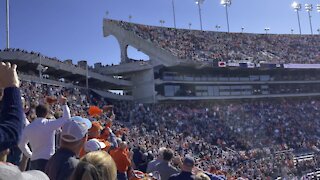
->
<box><xmin>84</xmin><ymin>138</ymin><xmax>106</xmax><ymax>153</ymax></box>
<box><xmin>0</xmin><ymin>163</ymin><xmax>49</xmax><ymax>180</ymax></box>
<box><xmin>61</xmin><ymin>117</ymin><xmax>91</xmax><ymax>142</ymax></box>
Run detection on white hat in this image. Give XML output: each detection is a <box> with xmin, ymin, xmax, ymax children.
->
<box><xmin>61</xmin><ymin>119</ymin><xmax>91</xmax><ymax>142</ymax></box>
<box><xmin>0</xmin><ymin>163</ymin><xmax>49</xmax><ymax>180</ymax></box>
<box><xmin>84</xmin><ymin>139</ymin><xmax>106</xmax><ymax>153</ymax></box>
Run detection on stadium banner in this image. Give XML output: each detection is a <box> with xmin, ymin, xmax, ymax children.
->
<box><xmin>259</xmin><ymin>63</ymin><xmax>277</xmax><ymax>69</ymax></box>
<box><xmin>247</xmin><ymin>62</ymin><xmax>255</xmax><ymax>68</ymax></box>
<box><xmin>218</xmin><ymin>61</ymin><xmax>227</xmax><ymax>67</ymax></box>
<box><xmin>284</xmin><ymin>64</ymin><xmax>320</xmax><ymax>69</ymax></box>
<box><xmin>239</xmin><ymin>63</ymin><xmax>248</xmax><ymax>68</ymax></box>
<box><xmin>238</xmin><ymin>62</ymin><xmax>255</xmax><ymax>68</ymax></box>
<box><xmin>227</xmin><ymin>62</ymin><xmax>240</xmax><ymax>67</ymax></box>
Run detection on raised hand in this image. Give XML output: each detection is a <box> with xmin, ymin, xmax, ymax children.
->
<box><xmin>0</xmin><ymin>62</ymin><xmax>20</xmax><ymax>88</ymax></box>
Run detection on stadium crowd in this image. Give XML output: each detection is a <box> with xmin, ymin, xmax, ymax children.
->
<box><xmin>112</xmin><ymin>20</ymin><xmax>320</xmax><ymax>64</ymax></box>
<box><xmin>0</xmin><ymin>62</ymin><xmax>319</xmax><ymax>179</ymax></box>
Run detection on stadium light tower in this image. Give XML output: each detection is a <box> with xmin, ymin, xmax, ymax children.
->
<box><xmin>305</xmin><ymin>4</ymin><xmax>313</xmax><ymax>35</ymax></box>
<box><xmin>215</xmin><ymin>25</ymin><xmax>221</xmax><ymax>31</ymax></box>
<box><xmin>195</xmin><ymin>0</ymin><xmax>205</xmax><ymax>30</ymax></box>
<box><xmin>172</xmin><ymin>0</ymin><xmax>177</xmax><ymax>28</ymax></box>
<box><xmin>291</xmin><ymin>2</ymin><xmax>302</xmax><ymax>35</ymax></box>
<box><xmin>220</xmin><ymin>0</ymin><xmax>231</xmax><ymax>33</ymax></box>
<box><xmin>106</xmin><ymin>11</ymin><xmax>109</xmax><ymax>18</ymax></box>
<box><xmin>129</xmin><ymin>15</ymin><xmax>132</xmax><ymax>22</ymax></box>
<box><xmin>264</xmin><ymin>27</ymin><xmax>270</xmax><ymax>34</ymax></box>
<box><xmin>6</xmin><ymin>0</ymin><xmax>10</xmax><ymax>48</ymax></box>
<box><xmin>159</xmin><ymin>20</ymin><xmax>165</xmax><ymax>27</ymax></box>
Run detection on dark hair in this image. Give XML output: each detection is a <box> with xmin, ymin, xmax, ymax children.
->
<box><xmin>36</xmin><ymin>104</ymin><xmax>49</xmax><ymax>118</ymax></box>
<box><xmin>162</xmin><ymin>148</ymin><xmax>174</xmax><ymax>161</ymax></box>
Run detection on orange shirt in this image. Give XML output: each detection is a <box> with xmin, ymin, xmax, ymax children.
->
<box><xmin>110</xmin><ymin>148</ymin><xmax>131</xmax><ymax>173</ymax></box>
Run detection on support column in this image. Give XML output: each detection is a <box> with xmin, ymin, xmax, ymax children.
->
<box><xmin>120</xmin><ymin>42</ymin><xmax>129</xmax><ymax>63</ymax></box>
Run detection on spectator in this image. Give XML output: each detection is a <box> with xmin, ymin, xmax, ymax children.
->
<box><xmin>147</xmin><ymin>147</ymin><xmax>166</xmax><ymax>173</ymax></box>
<box><xmin>195</xmin><ymin>172</ymin><xmax>210</xmax><ymax>180</ymax></box>
<box><xmin>0</xmin><ymin>62</ymin><xmax>23</xmax><ymax>163</ymax></box>
<box><xmin>84</xmin><ymin>138</ymin><xmax>107</xmax><ymax>153</ymax></box>
<box><xmin>0</xmin><ymin>163</ymin><xmax>49</xmax><ymax>180</ymax></box>
<box><xmin>44</xmin><ymin>116</ymin><xmax>92</xmax><ymax>180</ymax></box>
<box><xmin>18</xmin><ymin>96</ymin><xmax>71</xmax><ymax>171</ymax></box>
<box><xmin>70</xmin><ymin>151</ymin><xmax>117</xmax><ymax>180</ymax></box>
<box><xmin>7</xmin><ymin>97</ymin><xmax>30</xmax><ymax>168</ymax></box>
<box><xmin>169</xmin><ymin>156</ymin><xmax>195</xmax><ymax>180</ymax></box>
<box><xmin>110</xmin><ymin>141</ymin><xmax>131</xmax><ymax>180</ymax></box>
<box><xmin>0</xmin><ymin>62</ymin><xmax>49</xmax><ymax>180</ymax></box>
<box><xmin>149</xmin><ymin>148</ymin><xmax>179</xmax><ymax>180</ymax></box>
<box><xmin>79</xmin><ymin>121</ymin><xmax>116</xmax><ymax>157</ymax></box>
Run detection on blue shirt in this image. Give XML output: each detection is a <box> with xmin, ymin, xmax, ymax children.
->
<box><xmin>0</xmin><ymin>87</ymin><xmax>24</xmax><ymax>152</ymax></box>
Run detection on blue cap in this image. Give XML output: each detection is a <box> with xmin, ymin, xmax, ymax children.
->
<box><xmin>71</xmin><ymin>116</ymin><xmax>92</xmax><ymax>129</ymax></box>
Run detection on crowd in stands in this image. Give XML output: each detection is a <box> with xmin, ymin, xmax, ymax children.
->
<box><xmin>0</xmin><ymin>48</ymin><xmax>118</xmax><ymax>73</ymax></box>
<box><xmin>0</xmin><ymin>63</ymin><xmax>319</xmax><ymax>179</ymax></box>
<box><xmin>112</xmin><ymin>20</ymin><xmax>320</xmax><ymax>64</ymax></box>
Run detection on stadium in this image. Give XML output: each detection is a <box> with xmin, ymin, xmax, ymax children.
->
<box><xmin>0</xmin><ymin>1</ymin><xmax>320</xmax><ymax>180</ymax></box>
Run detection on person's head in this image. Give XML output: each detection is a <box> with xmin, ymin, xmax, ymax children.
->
<box><xmin>116</xmin><ymin>138</ymin><xmax>122</xmax><ymax>146</ymax></box>
<box><xmin>88</xmin><ymin>121</ymin><xmax>103</xmax><ymax>138</ymax></box>
<box><xmin>119</xmin><ymin>141</ymin><xmax>128</xmax><ymax>150</ymax></box>
<box><xmin>0</xmin><ymin>163</ymin><xmax>49</xmax><ymax>180</ymax></box>
<box><xmin>60</xmin><ymin>117</ymin><xmax>92</xmax><ymax>155</ymax></box>
<box><xmin>195</xmin><ymin>172</ymin><xmax>210</xmax><ymax>180</ymax></box>
<box><xmin>70</xmin><ymin>151</ymin><xmax>117</xmax><ymax>180</ymax></box>
<box><xmin>84</xmin><ymin>139</ymin><xmax>106</xmax><ymax>153</ymax></box>
<box><xmin>162</xmin><ymin>148</ymin><xmax>174</xmax><ymax>162</ymax></box>
<box><xmin>182</xmin><ymin>156</ymin><xmax>195</xmax><ymax>172</ymax></box>
<box><xmin>36</xmin><ymin>104</ymin><xmax>49</xmax><ymax>118</ymax></box>
<box><xmin>158</xmin><ymin>147</ymin><xmax>166</xmax><ymax>160</ymax></box>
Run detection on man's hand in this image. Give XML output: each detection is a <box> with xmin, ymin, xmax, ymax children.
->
<box><xmin>58</xmin><ymin>95</ymin><xmax>67</xmax><ymax>105</ymax></box>
<box><xmin>0</xmin><ymin>62</ymin><xmax>20</xmax><ymax>88</ymax></box>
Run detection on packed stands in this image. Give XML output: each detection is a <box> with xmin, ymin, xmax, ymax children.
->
<box><xmin>5</xmin><ymin>79</ymin><xmax>318</xmax><ymax>179</ymax></box>
<box><xmin>111</xmin><ymin>20</ymin><xmax>320</xmax><ymax>64</ymax></box>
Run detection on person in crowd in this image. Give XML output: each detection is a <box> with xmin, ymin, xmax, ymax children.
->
<box><xmin>0</xmin><ymin>62</ymin><xmax>23</xmax><ymax>163</ymax></box>
<box><xmin>18</xmin><ymin>95</ymin><xmax>71</xmax><ymax>171</ymax></box>
<box><xmin>44</xmin><ymin>116</ymin><xmax>92</xmax><ymax>180</ymax></box>
<box><xmin>194</xmin><ymin>172</ymin><xmax>211</xmax><ymax>180</ymax></box>
<box><xmin>169</xmin><ymin>156</ymin><xmax>195</xmax><ymax>180</ymax></box>
<box><xmin>146</xmin><ymin>147</ymin><xmax>166</xmax><ymax>173</ymax></box>
<box><xmin>79</xmin><ymin>121</ymin><xmax>117</xmax><ymax>157</ymax></box>
<box><xmin>7</xmin><ymin>97</ymin><xmax>30</xmax><ymax>166</ymax></box>
<box><xmin>0</xmin><ymin>62</ymin><xmax>49</xmax><ymax>180</ymax></box>
<box><xmin>84</xmin><ymin>138</ymin><xmax>107</xmax><ymax>153</ymax></box>
<box><xmin>70</xmin><ymin>151</ymin><xmax>117</xmax><ymax>180</ymax></box>
<box><xmin>110</xmin><ymin>141</ymin><xmax>132</xmax><ymax>180</ymax></box>
<box><xmin>131</xmin><ymin>145</ymin><xmax>145</xmax><ymax>171</ymax></box>
<box><xmin>0</xmin><ymin>163</ymin><xmax>49</xmax><ymax>180</ymax></box>
<box><xmin>148</xmin><ymin>148</ymin><xmax>179</xmax><ymax>180</ymax></box>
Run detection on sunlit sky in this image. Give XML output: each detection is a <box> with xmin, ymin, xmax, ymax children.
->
<box><xmin>0</xmin><ymin>0</ymin><xmax>319</xmax><ymax>65</ymax></box>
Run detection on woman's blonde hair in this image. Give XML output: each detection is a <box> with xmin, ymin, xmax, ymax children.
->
<box><xmin>195</xmin><ymin>172</ymin><xmax>210</xmax><ymax>180</ymax></box>
<box><xmin>71</xmin><ymin>151</ymin><xmax>117</xmax><ymax>180</ymax></box>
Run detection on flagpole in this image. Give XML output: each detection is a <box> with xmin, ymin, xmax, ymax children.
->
<box><xmin>6</xmin><ymin>0</ymin><xmax>10</xmax><ymax>48</ymax></box>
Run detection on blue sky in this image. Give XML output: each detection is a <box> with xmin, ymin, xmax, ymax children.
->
<box><xmin>0</xmin><ymin>0</ymin><xmax>319</xmax><ymax>65</ymax></box>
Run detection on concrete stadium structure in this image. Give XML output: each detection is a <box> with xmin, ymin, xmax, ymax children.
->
<box><xmin>1</xmin><ymin>19</ymin><xmax>320</xmax><ymax>103</ymax></box>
